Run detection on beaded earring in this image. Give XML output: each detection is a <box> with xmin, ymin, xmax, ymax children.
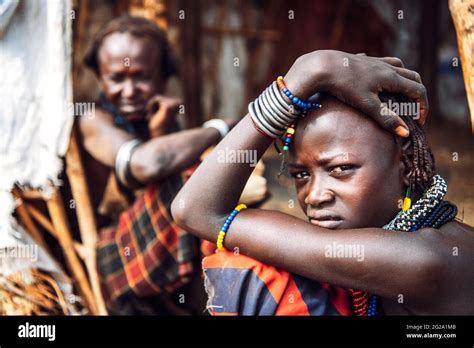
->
<box><xmin>402</xmin><ymin>186</ymin><xmax>412</xmax><ymax>212</ymax></box>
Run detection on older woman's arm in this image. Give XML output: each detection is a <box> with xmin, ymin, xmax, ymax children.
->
<box><xmin>80</xmin><ymin>108</ymin><xmax>221</xmax><ymax>184</ymax></box>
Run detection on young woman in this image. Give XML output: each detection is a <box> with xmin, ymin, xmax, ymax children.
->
<box><xmin>171</xmin><ymin>50</ymin><xmax>474</xmax><ymax>315</ymax></box>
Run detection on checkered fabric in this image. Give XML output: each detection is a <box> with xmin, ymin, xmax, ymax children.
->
<box><xmin>96</xmin><ymin>172</ymin><xmax>199</xmax><ymax>314</ymax></box>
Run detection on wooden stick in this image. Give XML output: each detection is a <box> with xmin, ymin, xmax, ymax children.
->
<box><xmin>25</xmin><ymin>204</ymin><xmax>57</xmax><ymax>238</ymax></box>
<box><xmin>46</xmin><ymin>187</ymin><xmax>98</xmax><ymax>315</ymax></box>
<box><xmin>16</xmin><ymin>189</ymin><xmax>48</xmax><ymax>200</ymax></box>
<box><xmin>178</xmin><ymin>0</ymin><xmax>203</xmax><ymax>128</ymax></box>
<box><xmin>65</xmin><ymin>125</ymin><xmax>107</xmax><ymax>315</ymax></box>
<box><xmin>11</xmin><ymin>187</ymin><xmax>51</xmax><ymax>255</ymax></box>
<box><xmin>449</xmin><ymin>0</ymin><xmax>474</xmax><ymax>132</ymax></box>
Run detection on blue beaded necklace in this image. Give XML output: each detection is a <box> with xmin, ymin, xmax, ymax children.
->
<box><xmin>99</xmin><ymin>93</ymin><xmax>138</xmax><ymax>135</ymax></box>
<box><xmin>364</xmin><ymin>175</ymin><xmax>457</xmax><ymax>316</ymax></box>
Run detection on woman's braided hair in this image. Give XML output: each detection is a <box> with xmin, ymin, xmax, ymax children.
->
<box><xmin>380</xmin><ymin>93</ymin><xmax>435</xmax><ymax>193</ymax></box>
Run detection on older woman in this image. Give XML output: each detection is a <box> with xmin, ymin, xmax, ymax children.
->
<box><xmin>81</xmin><ymin>15</ymin><xmax>232</xmax><ymax>314</ymax></box>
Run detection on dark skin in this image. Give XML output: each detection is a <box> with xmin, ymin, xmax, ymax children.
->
<box><xmin>80</xmin><ymin>32</ymin><xmax>223</xmax><ymax>186</ymax></box>
<box><xmin>289</xmin><ymin>96</ymin><xmax>406</xmax><ymax>231</ymax></box>
<box><xmin>98</xmin><ymin>32</ymin><xmax>164</xmax><ymax>120</ymax></box>
<box><xmin>80</xmin><ymin>32</ymin><xmax>224</xmax><ymax>314</ymax></box>
<box><xmin>172</xmin><ymin>50</ymin><xmax>474</xmax><ymax>315</ymax></box>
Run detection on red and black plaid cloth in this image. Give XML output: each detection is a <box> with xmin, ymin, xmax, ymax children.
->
<box><xmin>96</xmin><ymin>172</ymin><xmax>200</xmax><ymax>315</ymax></box>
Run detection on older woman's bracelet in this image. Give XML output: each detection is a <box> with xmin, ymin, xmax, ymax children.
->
<box><xmin>202</xmin><ymin>118</ymin><xmax>230</xmax><ymax>139</ymax></box>
<box><xmin>115</xmin><ymin>139</ymin><xmax>143</xmax><ymax>188</ymax></box>
<box><xmin>216</xmin><ymin>203</ymin><xmax>247</xmax><ymax>251</ymax></box>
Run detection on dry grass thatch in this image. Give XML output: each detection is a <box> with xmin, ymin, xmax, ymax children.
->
<box><xmin>0</xmin><ymin>269</ymin><xmax>81</xmax><ymax>315</ymax></box>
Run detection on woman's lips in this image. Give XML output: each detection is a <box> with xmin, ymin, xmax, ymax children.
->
<box><xmin>309</xmin><ymin>218</ymin><xmax>343</xmax><ymax>229</ymax></box>
<box><xmin>119</xmin><ymin>101</ymin><xmax>145</xmax><ymax>113</ymax></box>
<box><xmin>308</xmin><ymin>211</ymin><xmax>343</xmax><ymax>229</ymax></box>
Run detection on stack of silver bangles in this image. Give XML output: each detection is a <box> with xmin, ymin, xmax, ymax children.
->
<box><xmin>249</xmin><ymin>81</ymin><xmax>301</xmax><ymax>139</ymax></box>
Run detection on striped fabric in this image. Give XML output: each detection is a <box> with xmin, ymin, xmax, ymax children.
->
<box><xmin>203</xmin><ymin>251</ymin><xmax>352</xmax><ymax>316</ymax></box>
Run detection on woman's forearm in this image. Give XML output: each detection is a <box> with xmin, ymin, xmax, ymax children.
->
<box><xmin>224</xmin><ymin>208</ymin><xmax>441</xmax><ymax>303</ymax></box>
<box><xmin>131</xmin><ymin>127</ymin><xmax>221</xmax><ymax>183</ymax></box>
<box><xmin>172</xmin><ymin>114</ymin><xmax>272</xmax><ymax>236</ymax></box>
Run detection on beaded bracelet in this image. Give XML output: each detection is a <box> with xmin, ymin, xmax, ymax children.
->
<box><xmin>216</xmin><ymin>203</ymin><xmax>247</xmax><ymax>251</ymax></box>
<box><xmin>276</xmin><ymin>76</ymin><xmax>321</xmax><ymax>111</ymax></box>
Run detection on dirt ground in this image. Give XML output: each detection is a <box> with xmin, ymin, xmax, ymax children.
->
<box><xmin>259</xmin><ymin>122</ymin><xmax>474</xmax><ymax>226</ymax></box>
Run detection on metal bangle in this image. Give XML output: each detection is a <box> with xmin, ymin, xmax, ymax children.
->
<box><xmin>115</xmin><ymin>139</ymin><xmax>143</xmax><ymax>188</ymax></box>
<box><xmin>266</xmin><ymin>83</ymin><xmax>297</xmax><ymax>120</ymax></box>
<box><xmin>260</xmin><ymin>87</ymin><xmax>294</xmax><ymax>126</ymax></box>
<box><xmin>253</xmin><ymin>98</ymin><xmax>285</xmax><ymax>137</ymax></box>
<box><xmin>271</xmin><ymin>81</ymin><xmax>300</xmax><ymax>117</ymax></box>
<box><xmin>202</xmin><ymin>118</ymin><xmax>229</xmax><ymax>139</ymax></box>
<box><xmin>249</xmin><ymin>102</ymin><xmax>280</xmax><ymax>138</ymax></box>
<box><xmin>257</xmin><ymin>93</ymin><xmax>287</xmax><ymax>131</ymax></box>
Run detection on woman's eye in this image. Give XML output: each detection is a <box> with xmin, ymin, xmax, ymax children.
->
<box><xmin>291</xmin><ymin>171</ymin><xmax>309</xmax><ymax>179</ymax></box>
<box><xmin>330</xmin><ymin>165</ymin><xmax>354</xmax><ymax>173</ymax></box>
<box><xmin>136</xmin><ymin>73</ymin><xmax>151</xmax><ymax>81</ymax></box>
<box><xmin>109</xmin><ymin>75</ymin><xmax>124</xmax><ymax>82</ymax></box>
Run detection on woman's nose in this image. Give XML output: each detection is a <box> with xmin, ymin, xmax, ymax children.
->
<box><xmin>122</xmin><ymin>79</ymin><xmax>136</xmax><ymax>98</ymax></box>
<box><xmin>304</xmin><ymin>178</ymin><xmax>334</xmax><ymax>207</ymax></box>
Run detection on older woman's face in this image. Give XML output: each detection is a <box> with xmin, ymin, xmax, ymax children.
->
<box><xmin>289</xmin><ymin>98</ymin><xmax>406</xmax><ymax>229</ymax></box>
<box><xmin>98</xmin><ymin>32</ymin><xmax>164</xmax><ymax>120</ymax></box>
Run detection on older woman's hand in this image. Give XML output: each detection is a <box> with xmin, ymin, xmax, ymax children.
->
<box><xmin>146</xmin><ymin>95</ymin><xmax>183</xmax><ymax>137</ymax></box>
<box><xmin>283</xmin><ymin>50</ymin><xmax>428</xmax><ymax>137</ymax></box>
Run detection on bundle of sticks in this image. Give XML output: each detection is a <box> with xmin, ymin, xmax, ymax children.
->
<box><xmin>0</xmin><ymin>269</ymin><xmax>80</xmax><ymax>315</ymax></box>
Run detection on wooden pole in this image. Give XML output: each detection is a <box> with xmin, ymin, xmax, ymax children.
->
<box><xmin>11</xmin><ymin>187</ymin><xmax>51</xmax><ymax>256</ymax></box>
<box><xmin>449</xmin><ymin>0</ymin><xmax>474</xmax><ymax>132</ymax></box>
<box><xmin>25</xmin><ymin>204</ymin><xmax>57</xmax><ymax>237</ymax></box>
<box><xmin>46</xmin><ymin>187</ymin><xmax>98</xmax><ymax>315</ymax></box>
<box><xmin>419</xmin><ymin>0</ymin><xmax>441</xmax><ymax>123</ymax></box>
<box><xmin>179</xmin><ymin>0</ymin><xmax>203</xmax><ymax>128</ymax></box>
<box><xmin>65</xmin><ymin>125</ymin><xmax>107</xmax><ymax>315</ymax></box>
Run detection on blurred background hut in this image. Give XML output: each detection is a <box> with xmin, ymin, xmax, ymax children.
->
<box><xmin>72</xmin><ymin>0</ymin><xmax>473</xmax><ymax>223</ymax></box>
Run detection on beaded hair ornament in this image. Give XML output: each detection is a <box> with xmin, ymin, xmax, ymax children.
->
<box><xmin>275</xmin><ymin>76</ymin><xmax>321</xmax><ymax>176</ymax></box>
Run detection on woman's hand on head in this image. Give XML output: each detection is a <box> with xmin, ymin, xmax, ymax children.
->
<box><xmin>283</xmin><ymin>50</ymin><xmax>428</xmax><ymax>137</ymax></box>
